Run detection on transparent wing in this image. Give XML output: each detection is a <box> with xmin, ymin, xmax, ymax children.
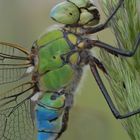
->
<box><xmin>0</xmin><ymin>42</ymin><xmax>36</xmax><ymax>140</ymax></box>
<box><xmin>0</xmin><ymin>81</ymin><xmax>36</xmax><ymax>140</ymax></box>
<box><xmin>0</xmin><ymin>42</ymin><xmax>31</xmax><ymax>85</ymax></box>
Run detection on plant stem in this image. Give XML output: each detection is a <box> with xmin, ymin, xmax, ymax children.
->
<box><xmin>99</xmin><ymin>0</ymin><xmax>140</xmax><ymax>139</ymax></box>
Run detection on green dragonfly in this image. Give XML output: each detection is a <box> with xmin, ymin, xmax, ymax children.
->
<box><xmin>0</xmin><ymin>0</ymin><xmax>140</xmax><ymax>140</ymax></box>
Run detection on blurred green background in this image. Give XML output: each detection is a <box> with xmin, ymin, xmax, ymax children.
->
<box><xmin>0</xmin><ymin>0</ymin><xmax>131</xmax><ymax>140</ymax></box>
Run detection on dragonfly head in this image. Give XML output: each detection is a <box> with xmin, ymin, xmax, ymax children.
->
<box><xmin>50</xmin><ymin>0</ymin><xmax>100</xmax><ymax>27</ymax></box>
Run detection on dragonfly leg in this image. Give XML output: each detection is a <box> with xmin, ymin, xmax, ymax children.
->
<box><xmin>82</xmin><ymin>0</ymin><xmax>124</xmax><ymax>34</ymax></box>
<box><xmin>89</xmin><ymin>56</ymin><xmax>140</xmax><ymax>119</ymax></box>
<box><xmin>56</xmin><ymin>93</ymin><xmax>73</xmax><ymax>139</ymax></box>
<box><xmin>56</xmin><ymin>107</ymin><xmax>70</xmax><ymax>139</ymax></box>
<box><xmin>91</xmin><ymin>56</ymin><xmax>108</xmax><ymax>74</ymax></box>
<box><xmin>84</xmin><ymin>33</ymin><xmax>140</xmax><ymax>57</ymax></box>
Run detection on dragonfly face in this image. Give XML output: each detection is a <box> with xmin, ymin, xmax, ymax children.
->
<box><xmin>0</xmin><ymin>0</ymin><xmax>140</xmax><ymax>140</ymax></box>
<box><xmin>50</xmin><ymin>0</ymin><xmax>100</xmax><ymax>26</ymax></box>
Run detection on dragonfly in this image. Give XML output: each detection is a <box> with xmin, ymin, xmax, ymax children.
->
<box><xmin>0</xmin><ymin>0</ymin><xmax>140</xmax><ymax>140</ymax></box>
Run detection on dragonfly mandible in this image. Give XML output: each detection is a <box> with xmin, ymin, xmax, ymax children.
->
<box><xmin>0</xmin><ymin>0</ymin><xmax>140</xmax><ymax>140</ymax></box>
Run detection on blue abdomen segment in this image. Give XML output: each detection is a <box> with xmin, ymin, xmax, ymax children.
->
<box><xmin>35</xmin><ymin>92</ymin><xmax>65</xmax><ymax>140</ymax></box>
<box><xmin>38</xmin><ymin>132</ymin><xmax>57</xmax><ymax>140</ymax></box>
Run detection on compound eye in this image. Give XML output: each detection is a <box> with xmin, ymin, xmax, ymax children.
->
<box><xmin>69</xmin><ymin>0</ymin><xmax>89</xmax><ymax>7</ymax></box>
<box><xmin>50</xmin><ymin>1</ymin><xmax>80</xmax><ymax>25</ymax></box>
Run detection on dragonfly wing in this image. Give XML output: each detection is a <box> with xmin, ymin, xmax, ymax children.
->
<box><xmin>0</xmin><ymin>42</ymin><xmax>31</xmax><ymax>85</ymax></box>
<box><xmin>0</xmin><ymin>81</ymin><xmax>36</xmax><ymax>140</ymax></box>
<box><xmin>0</xmin><ymin>42</ymin><xmax>36</xmax><ymax>140</ymax></box>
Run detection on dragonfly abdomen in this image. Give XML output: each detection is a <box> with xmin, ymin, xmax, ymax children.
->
<box><xmin>36</xmin><ymin>92</ymin><xmax>65</xmax><ymax>140</ymax></box>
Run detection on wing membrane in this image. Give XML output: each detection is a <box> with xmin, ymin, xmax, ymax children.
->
<box><xmin>0</xmin><ymin>42</ymin><xmax>29</xmax><ymax>59</ymax></box>
<box><xmin>0</xmin><ymin>42</ymin><xmax>31</xmax><ymax>85</ymax></box>
<box><xmin>0</xmin><ymin>82</ymin><xmax>36</xmax><ymax>140</ymax></box>
<box><xmin>0</xmin><ymin>42</ymin><xmax>36</xmax><ymax>139</ymax></box>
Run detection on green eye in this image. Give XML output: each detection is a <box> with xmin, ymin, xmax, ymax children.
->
<box><xmin>50</xmin><ymin>0</ymin><xmax>100</xmax><ymax>26</ymax></box>
<box><xmin>50</xmin><ymin>1</ymin><xmax>80</xmax><ymax>25</ymax></box>
<box><xmin>68</xmin><ymin>0</ymin><xmax>89</xmax><ymax>7</ymax></box>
